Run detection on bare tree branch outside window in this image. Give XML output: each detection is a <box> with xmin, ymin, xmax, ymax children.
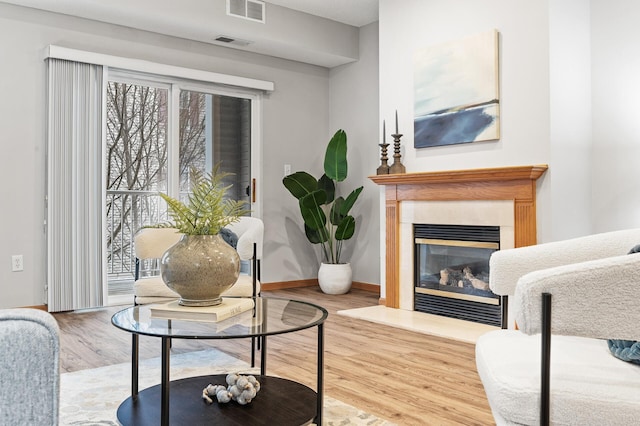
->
<box><xmin>106</xmin><ymin>83</ymin><xmax>202</xmax><ymax>278</ymax></box>
<box><xmin>105</xmin><ymin>83</ymin><xmax>251</xmax><ymax>287</ymax></box>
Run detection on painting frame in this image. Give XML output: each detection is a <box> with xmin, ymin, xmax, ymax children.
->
<box><xmin>413</xmin><ymin>29</ymin><xmax>500</xmax><ymax>148</ymax></box>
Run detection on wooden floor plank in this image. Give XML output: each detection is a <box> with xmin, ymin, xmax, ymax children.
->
<box><xmin>53</xmin><ymin>287</ymin><xmax>495</xmax><ymax>425</ymax></box>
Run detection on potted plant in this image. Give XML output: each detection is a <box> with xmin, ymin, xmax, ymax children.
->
<box><xmin>282</xmin><ymin>129</ymin><xmax>363</xmax><ymax>294</ymax></box>
<box><xmin>157</xmin><ymin>165</ymin><xmax>250</xmax><ymax>306</ymax></box>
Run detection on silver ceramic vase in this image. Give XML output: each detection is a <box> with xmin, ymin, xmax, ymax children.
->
<box><xmin>160</xmin><ymin>234</ymin><xmax>240</xmax><ymax>306</ymax></box>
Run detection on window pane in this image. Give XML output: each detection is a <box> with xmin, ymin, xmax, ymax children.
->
<box><xmin>107</xmin><ymin>82</ymin><xmax>168</xmax><ymax>192</ymax></box>
<box><xmin>105</xmin><ymin>82</ymin><xmax>169</xmax><ymax>278</ymax></box>
<box><xmin>178</xmin><ymin>90</ymin><xmax>251</xmax><ymax>203</ymax></box>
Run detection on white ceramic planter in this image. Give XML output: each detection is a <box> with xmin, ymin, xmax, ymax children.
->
<box><xmin>318</xmin><ymin>262</ymin><xmax>352</xmax><ymax>294</ymax></box>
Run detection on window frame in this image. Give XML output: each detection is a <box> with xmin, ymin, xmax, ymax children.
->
<box><xmin>107</xmin><ymin>68</ymin><xmax>263</xmax><ymax>217</ymax></box>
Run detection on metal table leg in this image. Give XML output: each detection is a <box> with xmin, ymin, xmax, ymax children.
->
<box><xmin>251</xmin><ymin>337</ymin><xmax>256</xmax><ymax>368</ymax></box>
<box><xmin>316</xmin><ymin>322</ymin><xmax>324</xmax><ymax>425</ymax></box>
<box><xmin>161</xmin><ymin>336</ymin><xmax>171</xmax><ymax>426</ymax></box>
<box><xmin>132</xmin><ymin>334</ymin><xmax>139</xmax><ymax>398</ymax></box>
<box><xmin>260</xmin><ymin>335</ymin><xmax>267</xmax><ymax>376</ymax></box>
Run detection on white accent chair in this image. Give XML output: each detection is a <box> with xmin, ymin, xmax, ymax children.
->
<box><xmin>133</xmin><ymin>216</ymin><xmax>263</xmax><ymax>305</ymax></box>
<box><xmin>221</xmin><ymin>216</ymin><xmax>264</xmax><ymax>298</ymax></box>
<box><xmin>0</xmin><ymin>308</ymin><xmax>60</xmax><ymax>425</ymax></box>
<box><xmin>132</xmin><ymin>227</ymin><xmax>182</xmax><ymax>305</ymax></box>
<box><xmin>475</xmin><ymin>229</ymin><xmax>640</xmax><ymax>425</ymax></box>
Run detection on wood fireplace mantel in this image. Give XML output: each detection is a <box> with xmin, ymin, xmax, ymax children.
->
<box><xmin>369</xmin><ymin>164</ymin><xmax>548</xmax><ymax>308</ymax></box>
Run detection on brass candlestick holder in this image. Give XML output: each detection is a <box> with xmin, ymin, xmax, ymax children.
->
<box><xmin>389</xmin><ymin>133</ymin><xmax>406</xmax><ymax>174</ymax></box>
<box><xmin>377</xmin><ymin>142</ymin><xmax>390</xmax><ymax>175</ymax></box>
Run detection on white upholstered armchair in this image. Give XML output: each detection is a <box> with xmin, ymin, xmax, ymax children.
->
<box><xmin>475</xmin><ymin>228</ymin><xmax>640</xmax><ymax>425</ymax></box>
<box><xmin>221</xmin><ymin>216</ymin><xmax>264</xmax><ymax>298</ymax></box>
<box><xmin>132</xmin><ymin>227</ymin><xmax>182</xmax><ymax>305</ymax></box>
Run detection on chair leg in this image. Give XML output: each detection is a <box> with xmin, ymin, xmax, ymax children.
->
<box><xmin>251</xmin><ymin>337</ymin><xmax>256</xmax><ymax>368</ymax></box>
<box><xmin>501</xmin><ymin>295</ymin><xmax>509</xmax><ymax>329</ymax></box>
<box><xmin>541</xmin><ymin>292</ymin><xmax>552</xmax><ymax>426</ymax></box>
<box><xmin>252</xmin><ymin>243</ymin><xmax>258</xmax><ymax>298</ymax></box>
<box><xmin>251</xmin><ymin>243</ymin><xmax>262</xmax><ymax>353</ymax></box>
<box><xmin>135</xmin><ymin>258</ymin><xmax>140</xmax><ymax>281</ymax></box>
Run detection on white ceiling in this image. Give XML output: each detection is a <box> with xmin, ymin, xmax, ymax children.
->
<box><xmin>266</xmin><ymin>0</ymin><xmax>379</xmax><ymax>27</ymax></box>
<box><xmin>0</xmin><ymin>0</ymin><xmax>378</xmax><ymax>67</ymax></box>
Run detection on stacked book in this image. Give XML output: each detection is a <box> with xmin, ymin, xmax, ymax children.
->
<box><xmin>150</xmin><ymin>297</ymin><xmax>255</xmax><ymax>323</ymax></box>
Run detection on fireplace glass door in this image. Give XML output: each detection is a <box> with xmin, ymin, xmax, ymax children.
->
<box><xmin>414</xmin><ymin>224</ymin><xmax>502</xmax><ymax>326</ymax></box>
<box><xmin>415</xmin><ymin>239</ymin><xmax>498</xmax><ymax>300</ymax></box>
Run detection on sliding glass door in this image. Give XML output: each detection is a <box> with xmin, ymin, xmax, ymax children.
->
<box><xmin>178</xmin><ymin>89</ymin><xmax>252</xmax><ymax>203</ymax></box>
<box><xmin>106</xmin><ymin>75</ymin><xmax>257</xmax><ymax>302</ymax></box>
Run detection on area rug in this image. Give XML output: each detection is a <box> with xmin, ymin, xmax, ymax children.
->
<box><xmin>60</xmin><ymin>348</ymin><xmax>394</xmax><ymax>425</ymax></box>
<box><xmin>337</xmin><ymin>305</ymin><xmax>496</xmax><ymax>344</ymax></box>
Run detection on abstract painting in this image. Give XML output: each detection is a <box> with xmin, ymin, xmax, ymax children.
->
<box><xmin>413</xmin><ymin>29</ymin><xmax>500</xmax><ymax>148</ymax></box>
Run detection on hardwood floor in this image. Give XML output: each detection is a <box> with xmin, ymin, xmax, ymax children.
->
<box><xmin>53</xmin><ymin>287</ymin><xmax>495</xmax><ymax>425</ymax></box>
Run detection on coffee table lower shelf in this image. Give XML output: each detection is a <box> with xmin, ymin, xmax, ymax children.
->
<box><xmin>117</xmin><ymin>374</ymin><xmax>317</xmax><ymax>426</ymax></box>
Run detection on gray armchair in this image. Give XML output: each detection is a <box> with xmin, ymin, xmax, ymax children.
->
<box><xmin>0</xmin><ymin>308</ymin><xmax>60</xmax><ymax>425</ymax></box>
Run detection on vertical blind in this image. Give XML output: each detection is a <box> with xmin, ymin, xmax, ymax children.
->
<box><xmin>46</xmin><ymin>58</ymin><xmax>105</xmax><ymax>312</ymax></box>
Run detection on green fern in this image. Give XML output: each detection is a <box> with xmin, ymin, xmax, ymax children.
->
<box><xmin>158</xmin><ymin>165</ymin><xmax>250</xmax><ymax>235</ymax></box>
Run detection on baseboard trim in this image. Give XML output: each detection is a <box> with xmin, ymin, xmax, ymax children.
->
<box><xmin>262</xmin><ymin>280</ymin><xmax>380</xmax><ymax>294</ymax></box>
<box><xmin>351</xmin><ymin>282</ymin><xmax>380</xmax><ymax>293</ymax></box>
<box><xmin>21</xmin><ymin>305</ymin><xmax>48</xmax><ymax>311</ymax></box>
<box><xmin>261</xmin><ymin>279</ymin><xmax>318</xmax><ymax>291</ymax></box>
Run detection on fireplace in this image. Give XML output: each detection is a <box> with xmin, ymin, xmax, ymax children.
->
<box><xmin>414</xmin><ymin>224</ymin><xmax>501</xmax><ymax>326</ymax></box>
<box><xmin>369</xmin><ymin>165</ymin><xmax>548</xmax><ymax>329</ymax></box>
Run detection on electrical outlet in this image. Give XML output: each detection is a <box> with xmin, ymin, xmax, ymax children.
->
<box><xmin>12</xmin><ymin>255</ymin><xmax>23</xmax><ymax>272</ymax></box>
<box><xmin>284</xmin><ymin>164</ymin><xmax>292</xmax><ymax>177</ymax></box>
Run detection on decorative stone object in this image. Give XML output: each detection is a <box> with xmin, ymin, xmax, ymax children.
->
<box><xmin>161</xmin><ymin>234</ymin><xmax>240</xmax><ymax>306</ymax></box>
<box><xmin>202</xmin><ymin>373</ymin><xmax>261</xmax><ymax>405</ymax></box>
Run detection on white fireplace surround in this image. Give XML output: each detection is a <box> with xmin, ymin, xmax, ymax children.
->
<box><xmin>398</xmin><ymin>200</ymin><xmax>515</xmax><ymax>311</ymax></box>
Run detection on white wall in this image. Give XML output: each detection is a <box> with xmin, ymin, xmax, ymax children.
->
<box><xmin>591</xmin><ymin>0</ymin><xmax>640</xmax><ymax>233</ymax></box>
<box><xmin>275</xmin><ymin>22</ymin><xmax>381</xmax><ymax>286</ymax></box>
<box><xmin>375</xmin><ymin>0</ymin><xmax>640</xmax><ymax>300</ymax></box>
<box><xmin>548</xmin><ymin>0</ymin><xmax>592</xmax><ymax>241</ymax></box>
<box><xmin>376</xmin><ymin>0</ymin><xmax>617</xmax><ymax>298</ymax></box>
<box><xmin>380</xmin><ymin>0</ymin><xmax>552</xmax><ymax>173</ymax></box>
<box><xmin>328</xmin><ymin>22</ymin><xmax>380</xmax><ymax>285</ymax></box>
<box><xmin>379</xmin><ymin>0</ymin><xmax>557</xmax><ymax>238</ymax></box>
<box><xmin>0</xmin><ymin>3</ymin><xmax>333</xmax><ymax>308</ymax></box>
<box><xmin>378</xmin><ymin>0</ymin><xmax>609</xmax><ymax>239</ymax></box>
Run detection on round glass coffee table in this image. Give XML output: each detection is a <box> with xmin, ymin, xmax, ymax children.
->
<box><xmin>111</xmin><ymin>297</ymin><xmax>328</xmax><ymax>426</ymax></box>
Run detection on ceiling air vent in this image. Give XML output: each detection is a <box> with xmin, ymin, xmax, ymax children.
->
<box><xmin>227</xmin><ymin>0</ymin><xmax>266</xmax><ymax>23</ymax></box>
<box><xmin>214</xmin><ymin>35</ymin><xmax>253</xmax><ymax>47</ymax></box>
